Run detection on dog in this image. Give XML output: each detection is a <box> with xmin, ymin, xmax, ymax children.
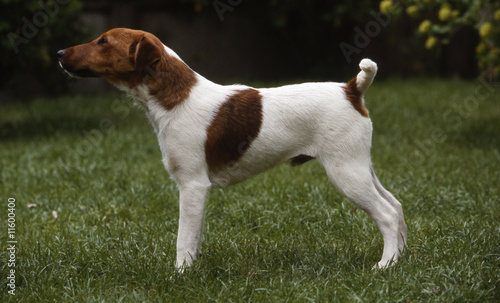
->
<box><xmin>58</xmin><ymin>28</ymin><xmax>407</xmax><ymax>270</ymax></box>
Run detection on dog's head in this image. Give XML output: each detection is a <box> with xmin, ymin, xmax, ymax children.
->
<box><xmin>58</xmin><ymin>28</ymin><xmax>197</xmax><ymax>109</ymax></box>
<box><xmin>58</xmin><ymin>28</ymin><xmax>165</xmax><ymax>85</ymax></box>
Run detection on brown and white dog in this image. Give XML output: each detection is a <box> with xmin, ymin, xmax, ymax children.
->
<box><xmin>58</xmin><ymin>28</ymin><xmax>406</xmax><ymax>270</ymax></box>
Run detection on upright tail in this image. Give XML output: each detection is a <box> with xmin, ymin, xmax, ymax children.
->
<box><xmin>343</xmin><ymin>59</ymin><xmax>377</xmax><ymax>118</ymax></box>
<box><xmin>356</xmin><ymin>59</ymin><xmax>378</xmax><ymax>95</ymax></box>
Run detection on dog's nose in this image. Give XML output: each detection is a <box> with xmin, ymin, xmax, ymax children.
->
<box><xmin>57</xmin><ymin>50</ymin><xmax>66</xmax><ymax>58</ymax></box>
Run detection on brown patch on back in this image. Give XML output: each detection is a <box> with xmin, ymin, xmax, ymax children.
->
<box><xmin>205</xmin><ymin>89</ymin><xmax>263</xmax><ymax>171</ymax></box>
<box><xmin>290</xmin><ymin>155</ymin><xmax>315</xmax><ymax>166</ymax></box>
<box><xmin>343</xmin><ymin>75</ymin><xmax>369</xmax><ymax>118</ymax></box>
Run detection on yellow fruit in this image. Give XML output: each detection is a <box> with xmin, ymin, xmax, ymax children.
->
<box><xmin>438</xmin><ymin>6</ymin><xmax>452</xmax><ymax>21</ymax></box>
<box><xmin>476</xmin><ymin>43</ymin><xmax>487</xmax><ymax>54</ymax></box>
<box><xmin>494</xmin><ymin>9</ymin><xmax>500</xmax><ymax>21</ymax></box>
<box><xmin>406</xmin><ymin>5</ymin><xmax>419</xmax><ymax>18</ymax></box>
<box><xmin>425</xmin><ymin>36</ymin><xmax>437</xmax><ymax>49</ymax></box>
<box><xmin>419</xmin><ymin>20</ymin><xmax>432</xmax><ymax>33</ymax></box>
<box><xmin>476</xmin><ymin>43</ymin><xmax>486</xmax><ymax>54</ymax></box>
<box><xmin>479</xmin><ymin>22</ymin><xmax>493</xmax><ymax>37</ymax></box>
<box><xmin>380</xmin><ymin>0</ymin><xmax>393</xmax><ymax>14</ymax></box>
<box><xmin>441</xmin><ymin>3</ymin><xmax>451</xmax><ymax>10</ymax></box>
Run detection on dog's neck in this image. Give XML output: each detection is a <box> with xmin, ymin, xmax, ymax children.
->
<box><xmin>118</xmin><ymin>72</ymin><xmax>219</xmax><ymax>111</ymax></box>
<box><xmin>117</xmin><ymin>44</ymin><xmax>203</xmax><ymax>112</ymax></box>
<box><xmin>116</xmin><ymin>83</ymin><xmax>151</xmax><ymax>109</ymax></box>
<box><xmin>117</xmin><ymin>64</ymin><xmax>224</xmax><ymax>137</ymax></box>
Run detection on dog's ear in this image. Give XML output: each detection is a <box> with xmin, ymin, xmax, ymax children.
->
<box><xmin>130</xmin><ymin>35</ymin><xmax>162</xmax><ymax>71</ymax></box>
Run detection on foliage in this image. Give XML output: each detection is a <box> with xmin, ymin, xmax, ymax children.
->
<box><xmin>380</xmin><ymin>0</ymin><xmax>500</xmax><ymax>80</ymax></box>
<box><xmin>181</xmin><ymin>0</ymin><xmax>382</xmax><ymax>78</ymax></box>
<box><xmin>0</xmin><ymin>0</ymin><xmax>90</xmax><ymax>95</ymax></box>
<box><xmin>1</xmin><ymin>80</ymin><xmax>499</xmax><ymax>301</ymax></box>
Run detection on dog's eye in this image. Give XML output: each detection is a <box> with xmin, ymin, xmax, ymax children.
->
<box><xmin>97</xmin><ymin>37</ymin><xmax>108</xmax><ymax>45</ymax></box>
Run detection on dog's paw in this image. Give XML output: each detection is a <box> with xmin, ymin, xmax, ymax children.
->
<box><xmin>373</xmin><ymin>258</ymin><xmax>396</xmax><ymax>270</ymax></box>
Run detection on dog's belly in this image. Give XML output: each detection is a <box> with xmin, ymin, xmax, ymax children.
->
<box><xmin>208</xmin><ymin>119</ymin><xmax>318</xmax><ymax>188</ymax></box>
<box><xmin>207</xmin><ymin>150</ymin><xmax>292</xmax><ymax>188</ymax></box>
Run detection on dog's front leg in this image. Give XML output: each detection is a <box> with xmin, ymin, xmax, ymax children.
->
<box><xmin>175</xmin><ymin>179</ymin><xmax>211</xmax><ymax>270</ymax></box>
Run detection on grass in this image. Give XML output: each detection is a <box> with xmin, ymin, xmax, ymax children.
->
<box><xmin>1</xmin><ymin>79</ymin><xmax>499</xmax><ymax>302</ymax></box>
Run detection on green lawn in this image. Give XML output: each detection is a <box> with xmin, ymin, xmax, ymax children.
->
<box><xmin>1</xmin><ymin>79</ymin><xmax>499</xmax><ymax>302</ymax></box>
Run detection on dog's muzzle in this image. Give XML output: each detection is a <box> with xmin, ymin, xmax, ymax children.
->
<box><xmin>57</xmin><ymin>49</ymin><xmax>96</xmax><ymax>78</ymax></box>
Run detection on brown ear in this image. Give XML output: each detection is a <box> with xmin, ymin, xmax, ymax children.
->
<box><xmin>132</xmin><ymin>35</ymin><xmax>162</xmax><ymax>70</ymax></box>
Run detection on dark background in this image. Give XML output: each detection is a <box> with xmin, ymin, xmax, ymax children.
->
<box><xmin>0</xmin><ymin>0</ymin><xmax>479</xmax><ymax>99</ymax></box>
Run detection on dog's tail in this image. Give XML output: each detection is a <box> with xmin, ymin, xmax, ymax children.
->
<box><xmin>343</xmin><ymin>59</ymin><xmax>377</xmax><ymax>117</ymax></box>
<box><xmin>355</xmin><ymin>59</ymin><xmax>377</xmax><ymax>95</ymax></box>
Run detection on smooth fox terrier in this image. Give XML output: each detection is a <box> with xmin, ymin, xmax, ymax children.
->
<box><xmin>58</xmin><ymin>28</ymin><xmax>407</xmax><ymax>270</ymax></box>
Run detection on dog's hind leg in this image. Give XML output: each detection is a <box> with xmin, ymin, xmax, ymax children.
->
<box><xmin>370</xmin><ymin>166</ymin><xmax>407</xmax><ymax>252</ymax></box>
<box><xmin>320</xmin><ymin>156</ymin><xmax>402</xmax><ymax>268</ymax></box>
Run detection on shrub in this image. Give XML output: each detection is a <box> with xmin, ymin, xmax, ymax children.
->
<box><xmin>380</xmin><ymin>0</ymin><xmax>500</xmax><ymax>80</ymax></box>
<box><xmin>0</xmin><ymin>0</ymin><xmax>90</xmax><ymax>95</ymax></box>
